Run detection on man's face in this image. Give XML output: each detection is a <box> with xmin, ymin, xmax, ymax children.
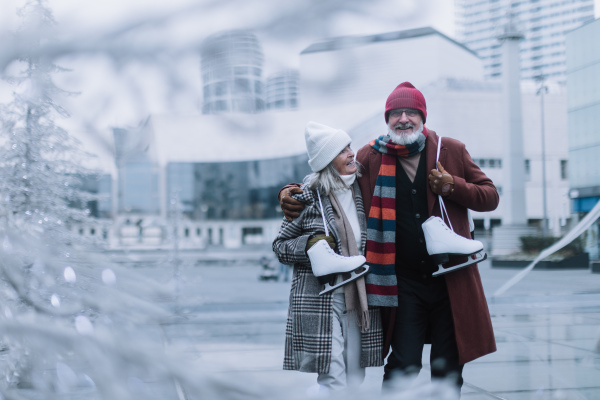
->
<box><xmin>387</xmin><ymin>108</ymin><xmax>423</xmax><ymax>135</ymax></box>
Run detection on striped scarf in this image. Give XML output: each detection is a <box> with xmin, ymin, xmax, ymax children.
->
<box><xmin>365</xmin><ymin>131</ymin><xmax>427</xmax><ymax>306</ymax></box>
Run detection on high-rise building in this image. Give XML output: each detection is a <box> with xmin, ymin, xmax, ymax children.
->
<box><xmin>566</xmin><ymin>18</ymin><xmax>600</xmax><ymax>230</ymax></box>
<box><xmin>455</xmin><ymin>0</ymin><xmax>595</xmax><ymax>82</ymax></box>
<box><xmin>200</xmin><ymin>30</ymin><xmax>265</xmax><ymax>114</ymax></box>
<box><xmin>265</xmin><ymin>70</ymin><xmax>299</xmax><ymax>110</ymax></box>
<box><xmin>113</xmin><ymin>126</ymin><xmax>160</xmax><ymax>215</ymax></box>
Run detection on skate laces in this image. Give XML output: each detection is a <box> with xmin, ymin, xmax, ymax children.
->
<box><xmin>316</xmin><ymin>189</ymin><xmax>330</xmax><ymax>236</ymax></box>
<box><xmin>436</xmin><ymin>137</ymin><xmax>454</xmax><ymax>232</ymax></box>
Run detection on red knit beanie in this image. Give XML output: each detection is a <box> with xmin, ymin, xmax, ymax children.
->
<box><xmin>384</xmin><ymin>82</ymin><xmax>427</xmax><ymax>123</ymax></box>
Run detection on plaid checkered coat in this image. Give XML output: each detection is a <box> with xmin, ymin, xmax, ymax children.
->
<box><xmin>272</xmin><ymin>181</ymin><xmax>383</xmax><ymax>374</ymax></box>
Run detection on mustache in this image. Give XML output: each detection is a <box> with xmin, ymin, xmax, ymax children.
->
<box><xmin>393</xmin><ymin>123</ymin><xmax>414</xmax><ymax>130</ymax></box>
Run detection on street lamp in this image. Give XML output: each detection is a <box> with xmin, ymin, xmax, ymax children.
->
<box><xmin>535</xmin><ymin>74</ymin><xmax>549</xmax><ymax>237</ymax></box>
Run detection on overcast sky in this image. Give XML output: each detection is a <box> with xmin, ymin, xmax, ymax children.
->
<box><xmin>0</xmin><ymin>0</ymin><xmax>598</xmax><ymax>169</ymax></box>
<box><xmin>0</xmin><ymin>0</ymin><xmax>460</xmax><ymax>132</ymax></box>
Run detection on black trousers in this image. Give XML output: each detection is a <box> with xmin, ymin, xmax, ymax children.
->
<box><xmin>383</xmin><ymin>275</ymin><xmax>464</xmax><ymax>388</ymax></box>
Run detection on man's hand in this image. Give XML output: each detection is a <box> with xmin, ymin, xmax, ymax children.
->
<box><xmin>306</xmin><ymin>234</ymin><xmax>335</xmax><ymax>251</ymax></box>
<box><xmin>279</xmin><ymin>187</ymin><xmax>305</xmax><ymax>221</ymax></box>
<box><xmin>428</xmin><ymin>161</ymin><xmax>454</xmax><ymax>197</ymax></box>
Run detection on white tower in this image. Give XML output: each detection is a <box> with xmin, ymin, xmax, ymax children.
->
<box><xmin>499</xmin><ymin>15</ymin><xmax>527</xmax><ymax>226</ymax></box>
<box><xmin>492</xmin><ymin>14</ymin><xmax>537</xmax><ymax>255</ymax></box>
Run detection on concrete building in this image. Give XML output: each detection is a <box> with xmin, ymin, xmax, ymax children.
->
<box><xmin>200</xmin><ymin>30</ymin><xmax>265</xmax><ymax>114</ymax></box>
<box><xmin>300</xmin><ymin>27</ymin><xmax>485</xmax><ymax>109</ymax></box>
<box><xmin>455</xmin><ymin>0</ymin><xmax>595</xmax><ymax>82</ymax></box>
<box><xmin>566</xmin><ymin>17</ymin><xmax>600</xmax><ymax>259</ymax></box>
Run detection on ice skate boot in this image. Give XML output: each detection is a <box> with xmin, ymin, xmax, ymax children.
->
<box><xmin>307</xmin><ymin>239</ymin><xmax>370</xmax><ymax>295</ymax></box>
<box><xmin>422</xmin><ymin>216</ymin><xmax>487</xmax><ymax>277</ymax></box>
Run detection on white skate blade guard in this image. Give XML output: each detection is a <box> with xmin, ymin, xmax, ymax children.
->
<box><xmin>432</xmin><ymin>251</ymin><xmax>487</xmax><ymax>277</ymax></box>
<box><xmin>319</xmin><ymin>264</ymin><xmax>370</xmax><ymax>295</ymax></box>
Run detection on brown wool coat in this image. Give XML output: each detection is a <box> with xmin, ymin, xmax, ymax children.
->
<box><xmin>356</xmin><ymin>129</ymin><xmax>499</xmax><ymax>365</ymax></box>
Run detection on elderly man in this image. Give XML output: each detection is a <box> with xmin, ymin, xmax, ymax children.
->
<box><xmin>279</xmin><ymin>82</ymin><xmax>499</xmax><ymax>393</ymax></box>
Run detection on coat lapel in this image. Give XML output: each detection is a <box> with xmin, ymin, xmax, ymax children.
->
<box><xmin>426</xmin><ymin>129</ymin><xmax>439</xmax><ymax>217</ymax></box>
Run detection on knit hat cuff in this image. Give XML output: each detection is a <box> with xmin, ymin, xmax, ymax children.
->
<box><xmin>308</xmin><ymin>131</ymin><xmax>351</xmax><ymax>172</ymax></box>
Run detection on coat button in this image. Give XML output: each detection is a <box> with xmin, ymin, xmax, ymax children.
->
<box><xmin>415</xmin><ymin>213</ymin><xmax>421</xmax><ymax>219</ymax></box>
<box><xmin>419</xmin><ymin>238</ymin><xmax>424</xmax><ymax>244</ymax></box>
<box><xmin>411</xmin><ymin>189</ymin><xmax>417</xmax><ymax>195</ymax></box>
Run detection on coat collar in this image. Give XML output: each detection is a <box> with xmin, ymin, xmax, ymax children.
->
<box><xmin>425</xmin><ymin>129</ymin><xmax>440</xmax><ymax>218</ymax></box>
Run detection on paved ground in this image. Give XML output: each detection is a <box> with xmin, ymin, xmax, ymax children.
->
<box><xmin>125</xmin><ymin>247</ymin><xmax>600</xmax><ymax>399</ymax></box>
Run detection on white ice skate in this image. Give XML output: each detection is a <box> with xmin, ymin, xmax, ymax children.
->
<box><xmin>310</xmin><ymin>189</ymin><xmax>370</xmax><ymax>295</ymax></box>
<box><xmin>422</xmin><ymin>216</ymin><xmax>487</xmax><ymax>277</ymax></box>
<box><xmin>307</xmin><ymin>239</ymin><xmax>369</xmax><ymax>295</ymax></box>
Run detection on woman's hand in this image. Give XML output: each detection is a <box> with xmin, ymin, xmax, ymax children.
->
<box><xmin>306</xmin><ymin>234</ymin><xmax>335</xmax><ymax>251</ymax></box>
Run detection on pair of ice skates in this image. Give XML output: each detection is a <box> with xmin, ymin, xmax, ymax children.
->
<box><xmin>308</xmin><ymin>199</ymin><xmax>485</xmax><ymax>296</ymax></box>
<box><xmin>307</xmin><ymin>218</ymin><xmax>486</xmax><ymax>295</ymax></box>
<box><xmin>307</xmin><ymin>171</ymin><xmax>487</xmax><ymax>294</ymax></box>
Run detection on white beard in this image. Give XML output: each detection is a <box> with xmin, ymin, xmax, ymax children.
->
<box><xmin>388</xmin><ymin>121</ymin><xmax>424</xmax><ymax>145</ymax></box>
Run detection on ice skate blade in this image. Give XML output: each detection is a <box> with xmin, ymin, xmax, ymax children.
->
<box><xmin>319</xmin><ymin>265</ymin><xmax>370</xmax><ymax>296</ymax></box>
<box><xmin>432</xmin><ymin>252</ymin><xmax>487</xmax><ymax>277</ymax></box>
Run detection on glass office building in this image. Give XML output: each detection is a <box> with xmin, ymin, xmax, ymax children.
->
<box><xmin>566</xmin><ymin>18</ymin><xmax>600</xmax><ymax>259</ymax></box>
<box><xmin>266</xmin><ymin>70</ymin><xmax>299</xmax><ymax>110</ymax></box>
<box><xmin>113</xmin><ymin>127</ymin><xmax>160</xmax><ymax>215</ymax></box>
<box><xmin>166</xmin><ymin>154</ymin><xmax>311</xmax><ymax>221</ymax></box>
<box><xmin>201</xmin><ymin>30</ymin><xmax>266</xmax><ymax>114</ymax></box>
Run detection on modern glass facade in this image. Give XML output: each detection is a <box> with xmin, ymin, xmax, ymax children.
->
<box><xmin>119</xmin><ymin>161</ymin><xmax>160</xmax><ymax>214</ymax></box>
<box><xmin>201</xmin><ymin>30</ymin><xmax>265</xmax><ymax>114</ymax></box>
<box><xmin>166</xmin><ymin>154</ymin><xmax>311</xmax><ymax>220</ymax></box>
<box><xmin>266</xmin><ymin>70</ymin><xmax>299</xmax><ymax>110</ymax></box>
<box><xmin>113</xmin><ymin>127</ymin><xmax>161</xmax><ymax>215</ymax></box>
<box><xmin>456</xmin><ymin>0</ymin><xmax>595</xmax><ymax>81</ymax></box>
<box><xmin>566</xmin><ymin>18</ymin><xmax>600</xmax><ymax>212</ymax></box>
<box><xmin>566</xmin><ymin>18</ymin><xmax>600</xmax><ymax>259</ymax></box>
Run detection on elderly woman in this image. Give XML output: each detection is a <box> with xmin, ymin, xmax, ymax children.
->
<box><xmin>272</xmin><ymin>121</ymin><xmax>383</xmax><ymax>393</ymax></box>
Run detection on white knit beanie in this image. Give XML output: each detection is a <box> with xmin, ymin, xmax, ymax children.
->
<box><xmin>305</xmin><ymin>121</ymin><xmax>352</xmax><ymax>172</ymax></box>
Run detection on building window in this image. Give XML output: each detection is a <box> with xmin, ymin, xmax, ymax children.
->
<box><xmin>525</xmin><ymin>159</ymin><xmax>531</xmax><ymax>181</ymax></box>
<box><xmin>234</xmin><ymin>78</ymin><xmax>251</xmax><ymax>93</ymax></box>
<box><xmin>560</xmin><ymin>160</ymin><xmax>568</xmax><ymax>180</ymax></box>
<box><xmin>215</xmin><ymin>82</ymin><xmax>227</xmax><ymax>96</ymax></box>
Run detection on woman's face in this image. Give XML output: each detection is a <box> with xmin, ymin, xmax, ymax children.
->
<box><xmin>332</xmin><ymin>145</ymin><xmax>357</xmax><ymax>176</ymax></box>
